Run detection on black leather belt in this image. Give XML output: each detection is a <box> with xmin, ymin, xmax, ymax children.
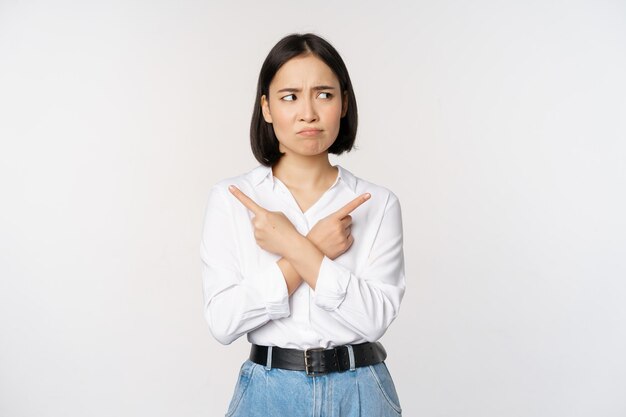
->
<box><xmin>249</xmin><ymin>341</ymin><xmax>387</xmax><ymax>377</ymax></box>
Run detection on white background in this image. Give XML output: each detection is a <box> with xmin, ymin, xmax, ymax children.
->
<box><xmin>1</xmin><ymin>1</ymin><xmax>625</xmax><ymax>416</ymax></box>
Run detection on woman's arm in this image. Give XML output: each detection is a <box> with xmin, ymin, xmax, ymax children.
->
<box><xmin>277</xmin><ymin>210</ymin><xmax>352</xmax><ymax>294</ymax></box>
<box><xmin>228</xmin><ymin>185</ymin><xmax>370</xmax><ymax>297</ymax></box>
<box><xmin>282</xmin><ymin>191</ymin><xmax>406</xmax><ymax>341</ymax></box>
<box><xmin>201</xmin><ymin>185</ymin><xmax>292</xmax><ymax>345</ymax></box>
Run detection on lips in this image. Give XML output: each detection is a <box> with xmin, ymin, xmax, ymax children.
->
<box><xmin>298</xmin><ymin>128</ymin><xmax>322</xmax><ymax>136</ymax></box>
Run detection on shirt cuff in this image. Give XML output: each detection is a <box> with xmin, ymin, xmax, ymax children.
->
<box><xmin>247</xmin><ymin>261</ymin><xmax>290</xmax><ymax>320</ymax></box>
<box><xmin>312</xmin><ymin>255</ymin><xmax>352</xmax><ymax>311</ymax></box>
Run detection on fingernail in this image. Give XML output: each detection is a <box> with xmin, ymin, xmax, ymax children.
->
<box><xmin>364</xmin><ymin>193</ymin><xmax>371</xmax><ymax>199</ymax></box>
<box><xmin>228</xmin><ymin>185</ymin><xmax>234</xmax><ymax>191</ymax></box>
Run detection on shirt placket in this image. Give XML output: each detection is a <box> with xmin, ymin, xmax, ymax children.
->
<box><xmin>273</xmin><ymin>180</ymin><xmax>312</xmax><ymax>324</ymax></box>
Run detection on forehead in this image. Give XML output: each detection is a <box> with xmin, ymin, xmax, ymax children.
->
<box><xmin>270</xmin><ymin>55</ymin><xmax>340</xmax><ymax>89</ymax></box>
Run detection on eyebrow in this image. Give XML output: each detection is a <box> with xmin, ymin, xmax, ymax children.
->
<box><xmin>276</xmin><ymin>85</ymin><xmax>337</xmax><ymax>93</ymax></box>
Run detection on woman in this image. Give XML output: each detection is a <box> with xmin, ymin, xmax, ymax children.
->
<box><xmin>200</xmin><ymin>33</ymin><xmax>406</xmax><ymax>417</ymax></box>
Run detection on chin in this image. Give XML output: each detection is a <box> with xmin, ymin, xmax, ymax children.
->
<box><xmin>279</xmin><ymin>140</ymin><xmax>334</xmax><ymax>156</ymax></box>
<box><xmin>303</xmin><ymin>144</ymin><xmax>333</xmax><ymax>154</ymax></box>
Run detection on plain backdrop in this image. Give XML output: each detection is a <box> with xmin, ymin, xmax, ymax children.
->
<box><xmin>1</xmin><ymin>1</ymin><xmax>625</xmax><ymax>416</ymax></box>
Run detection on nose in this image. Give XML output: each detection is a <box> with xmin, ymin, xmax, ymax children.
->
<box><xmin>298</xmin><ymin>96</ymin><xmax>318</xmax><ymax>122</ymax></box>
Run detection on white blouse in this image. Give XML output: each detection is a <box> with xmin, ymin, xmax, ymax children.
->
<box><xmin>200</xmin><ymin>163</ymin><xmax>406</xmax><ymax>349</ymax></box>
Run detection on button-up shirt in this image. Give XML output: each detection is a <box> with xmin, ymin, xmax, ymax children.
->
<box><xmin>200</xmin><ymin>164</ymin><xmax>406</xmax><ymax>349</ymax></box>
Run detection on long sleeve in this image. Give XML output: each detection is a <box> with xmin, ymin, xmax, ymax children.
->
<box><xmin>311</xmin><ymin>191</ymin><xmax>406</xmax><ymax>341</ymax></box>
<box><xmin>200</xmin><ymin>185</ymin><xmax>290</xmax><ymax>345</ymax></box>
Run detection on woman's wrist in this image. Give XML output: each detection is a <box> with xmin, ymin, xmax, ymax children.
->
<box><xmin>277</xmin><ymin>257</ymin><xmax>303</xmax><ymax>295</ymax></box>
<box><xmin>282</xmin><ymin>234</ymin><xmax>324</xmax><ymax>290</ymax></box>
<box><xmin>282</xmin><ymin>232</ymin><xmax>309</xmax><ymax>259</ymax></box>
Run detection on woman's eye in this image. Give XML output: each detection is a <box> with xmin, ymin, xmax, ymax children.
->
<box><xmin>281</xmin><ymin>92</ymin><xmax>333</xmax><ymax>101</ymax></box>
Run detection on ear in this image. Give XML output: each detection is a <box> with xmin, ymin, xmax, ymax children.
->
<box><xmin>341</xmin><ymin>91</ymin><xmax>348</xmax><ymax>118</ymax></box>
<box><xmin>261</xmin><ymin>94</ymin><xmax>273</xmax><ymax>123</ymax></box>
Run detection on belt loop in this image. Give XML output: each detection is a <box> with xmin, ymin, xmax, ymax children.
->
<box><xmin>346</xmin><ymin>344</ymin><xmax>356</xmax><ymax>371</ymax></box>
<box><xmin>265</xmin><ymin>346</ymin><xmax>273</xmax><ymax>370</ymax></box>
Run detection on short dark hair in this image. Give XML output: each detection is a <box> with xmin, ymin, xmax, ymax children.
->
<box><xmin>250</xmin><ymin>33</ymin><xmax>358</xmax><ymax>166</ymax></box>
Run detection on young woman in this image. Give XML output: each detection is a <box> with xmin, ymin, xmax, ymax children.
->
<box><xmin>200</xmin><ymin>33</ymin><xmax>406</xmax><ymax>417</ymax></box>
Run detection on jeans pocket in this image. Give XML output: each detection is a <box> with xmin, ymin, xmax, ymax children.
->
<box><xmin>367</xmin><ymin>361</ymin><xmax>403</xmax><ymax>415</ymax></box>
<box><xmin>225</xmin><ymin>360</ymin><xmax>257</xmax><ymax>417</ymax></box>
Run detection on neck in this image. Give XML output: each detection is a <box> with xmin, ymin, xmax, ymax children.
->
<box><xmin>272</xmin><ymin>153</ymin><xmax>336</xmax><ymax>190</ymax></box>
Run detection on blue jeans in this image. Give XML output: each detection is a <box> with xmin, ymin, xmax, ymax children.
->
<box><xmin>224</xmin><ymin>357</ymin><xmax>402</xmax><ymax>417</ymax></box>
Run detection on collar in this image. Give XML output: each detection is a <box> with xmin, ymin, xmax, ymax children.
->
<box><xmin>247</xmin><ymin>163</ymin><xmax>357</xmax><ymax>194</ymax></box>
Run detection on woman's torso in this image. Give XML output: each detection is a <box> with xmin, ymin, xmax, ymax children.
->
<box><xmin>210</xmin><ymin>163</ymin><xmax>402</xmax><ymax>349</ymax></box>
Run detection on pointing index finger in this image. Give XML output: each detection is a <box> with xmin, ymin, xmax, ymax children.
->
<box><xmin>335</xmin><ymin>193</ymin><xmax>371</xmax><ymax>219</ymax></box>
<box><xmin>228</xmin><ymin>185</ymin><xmax>264</xmax><ymax>215</ymax></box>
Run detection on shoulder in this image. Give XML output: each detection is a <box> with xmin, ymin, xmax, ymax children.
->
<box><xmin>203</xmin><ymin>165</ymin><xmax>270</xmax><ymax>214</ymax></box>
<box><xmin>208</xmin><ymin>164</ymin><xmax>270</xmax><ymax>194</ymax></box>
<box><xmin>340</xmin><ymin>165</ymin><xmax>401</xmax><ymax>209</ymax></box>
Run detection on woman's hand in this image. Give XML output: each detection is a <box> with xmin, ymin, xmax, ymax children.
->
<box><xmin>228</xmin><ymin>185</ymin><xmax>301</xmax><ymax>257</ymax></box>
<box><xmin>307</xmin><ymin>193</ymin><xmax>371</xmax><ymax>260</ymax></box>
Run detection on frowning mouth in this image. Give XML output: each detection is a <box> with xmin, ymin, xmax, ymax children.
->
<box><xmin>297</xmin><ymin>129</ymin><xmax>322</xmax><ymax>136</ymax></box>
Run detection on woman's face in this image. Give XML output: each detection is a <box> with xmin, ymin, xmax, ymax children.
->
<box><xmin>261</xmin><ymin>54</ymin><xmax>348</xmax><ymax>159</ymax></box>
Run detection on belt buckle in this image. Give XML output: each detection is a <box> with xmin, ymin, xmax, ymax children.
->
<box><xmin>304</xmin><ymin>347</ymin><xmax>327</xmax><ymax>377</ymax></box>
